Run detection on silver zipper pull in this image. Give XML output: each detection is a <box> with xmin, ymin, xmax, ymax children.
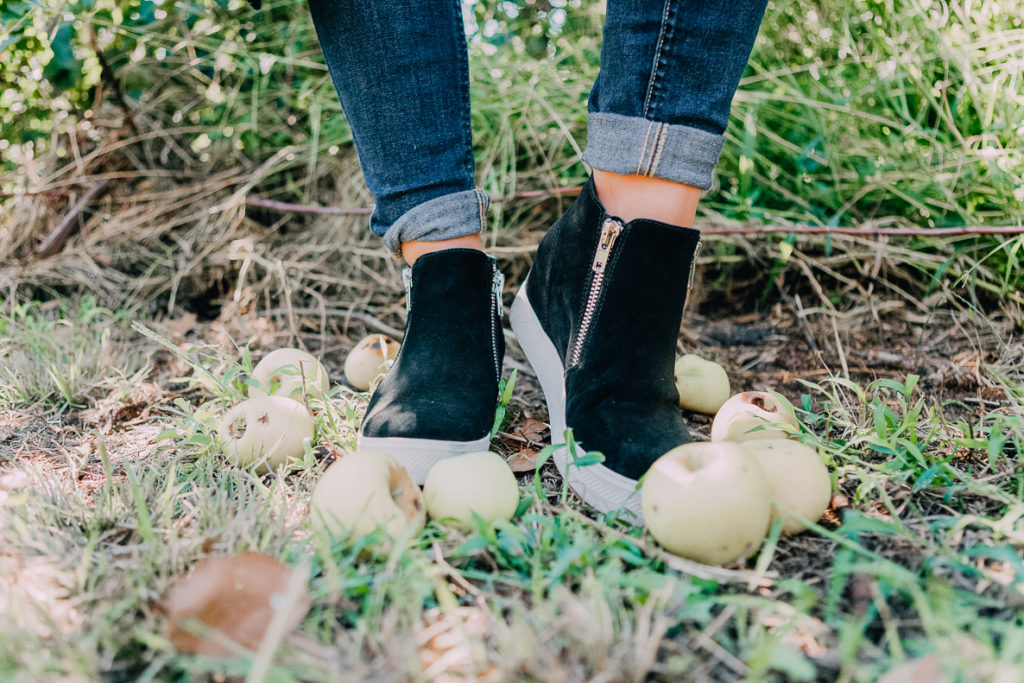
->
<box><xmin>687</xmin><ymin>240</ymin><xmax>702</xmax><ymax>293</ymax></box>
<box><xmin>402</xmin><ymin>267</ymin><xmax>413</xmax><ymax>312</ymax></box>
<box><xmin>491</xmin><ymin>267</ymin><xmax>505</xmax><ymax>317</ymax></box>
<box><xmin>592</xmin><ymin>218</ymin><xmax>623</xmax><ymax>274</ymax></box>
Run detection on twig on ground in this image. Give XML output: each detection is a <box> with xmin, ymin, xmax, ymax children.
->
<box><xmin>693</xmin><ymin>605</ymin><xmax>749</xmax><ymax>676</ymax></box>
<box><xmin>259</xmin><ymin>307</ymin><xmax>404</xmax><ymax>339</ymax></box>
<box><xmin>35</xmin><ymin>179</ymin><xmax>110</xmax><ymax>257</ymax></box>
<box><xmin>242</xmin><ymin>191</ymin><xmax>1024</xmax><ymax>238</ymax></box>
<box><xmin>432</xmin><ymin>541</ymin><xmax>489</xmax><ymax>611</ymax></box>
<box><xmin>787</xmin><ymin>293</ymin><xmax>821</xmax><ymax>352</ymax></box>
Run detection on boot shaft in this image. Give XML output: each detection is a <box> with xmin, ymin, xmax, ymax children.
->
<box><xmin>525</xmin><ymin>178</ymin><xmax>702</xmax><ymax>372</ymax></box>
<box><xmin>362</xmin><ymin>248</ymin><xmax>504</xmax><ymax>443</ymax></box>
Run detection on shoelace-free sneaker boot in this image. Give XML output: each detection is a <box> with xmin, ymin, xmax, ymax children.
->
<box><xmin>509</xmin><ymin>178</ymin><xmax>701</xmax><ymax>521</ymax></box>
<box><xmin>358</xmin><ymin>249</ymin><xmax>505</xmax><ymax>483</ymax></box>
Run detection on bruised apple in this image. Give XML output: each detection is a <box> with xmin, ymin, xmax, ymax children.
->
<box><xmin>710</xmin><ymin>391</ymin><xmax>798</xmax><ymax>442</ymax></box>
<box><xmin>674</xmin><ymin>354</ymin><xmax>731</xmax><ymax>415</ymax></box>
<box><xmin>250</xmin><ymin>348</ymin><xmax>330</xmax><ymax>402</ymax></box>
<box><xmin>310</xmin><ymin>450</ymin><xmax>425</xmax><ymax>544</ymax></box>
<box><xmin>641</xmin><ymin>442</ymin><xmax>771</xmax><ymax>565</ymax></box>
<box><xmin>423</xmin><ymin>452</ymin><xmax>519</xmax><ymax>528</ymax></box>
<box><xmin>740</xmin><ymin>439</ymin><xmax>830</xmax><ymax>535</ymax></box>
<box><xmin>218</xmin><ymin>396</ymin><xmax>314</xmax><ymax>472</ymax></box>
<box><xmin>344</xmin><ymin>335</ymin><xmax>400</xmax><ymax>391</ymax></box>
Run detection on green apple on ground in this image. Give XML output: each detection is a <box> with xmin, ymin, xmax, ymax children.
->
<box><xmin>310</xmin><ymin>450</ymin><xmax>425</xmax><ymax>544</ymax></box>
<box><xmin>641</xmin><ymin>442</ymin><xmax>771</xmax><ymax>566</ymax></box>
<box><xmin>249</xmin><ymin>348</ymin><xmax>330</xmax><ymax>402</ymax></box>
<box><xmin>711</xmin><ymin>391</ymin><xmax>798</xmax><ymax>442</ymax></box>
<box><xmin>423</xmin><ymin>452</ymin><xmax>519</xmax><ymax>528</ymax></box>
<box><xmin>674</xmin><ymin>354</ymin><xmax>731</xmax><ymax>415</ymax></box>
<box><xmin>740</xmin><ymin>439</ymin><xmax>831</xmax><ymax>535</ymax></box>
<box><xmin>217</xmin><ymin>396</ymin><xmax>314</xmax><ymax>472</ymax></box>
<box><xmin>344</xmin><ymin>334</ymin><xmax>400</xmax><ymax>391</ymax></box>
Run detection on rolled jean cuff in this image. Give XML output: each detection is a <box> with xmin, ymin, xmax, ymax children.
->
<box><xmin>582</xmin><ymin>112</ymin><xmax>726</xmax><ymax>191</ymax></box>
<box><xmin>381</xmin><ymin>188</ymin><xmax>490</xmax><ymax>258</ymax></box>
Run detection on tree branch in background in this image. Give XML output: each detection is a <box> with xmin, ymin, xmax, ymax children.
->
<box><xmin>245</xmin><ymin>187</ymin><xmax>1024</xmax><ymax>238</ymax></box>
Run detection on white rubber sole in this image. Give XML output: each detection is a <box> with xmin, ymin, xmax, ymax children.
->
<box><xmin>509</xmin><ymin>279</ymin><xmax>644</xmax><ymax>523</ymax></box>
<box><xmin>357</xmin><ymin>434</ymin><xmax>491</xmax><ymax>485</ymax></box>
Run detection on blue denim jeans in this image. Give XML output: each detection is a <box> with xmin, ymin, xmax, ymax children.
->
<box><xmin>306</xmin><ymin>0</ymin><xmax>768</xmax><ymax>257</ymax></box>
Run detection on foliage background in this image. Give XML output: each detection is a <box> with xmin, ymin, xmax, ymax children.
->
<box><xmin>4</xmin><ymin>0</ymin><xmax>1023</xmax><ymax>227</ymax></box>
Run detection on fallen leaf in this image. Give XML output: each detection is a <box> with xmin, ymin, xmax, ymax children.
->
<box><xmin>164</xmin><ymin>552</ymin><xmax>310</xmax><ymax>656</ymax></box>
<box><xmin>199</xmin><ymin>535</ymin><xmax>222</xmax><ymax>555</ymax></box>
<box><xmin>506</xmin><ymin>449</ymin><xmax>538</xmax><ymax>473</ymax></box>
<box><xmin>513</xmin><ymin>419</ymin><xmax>548</xmax><ymax>444</ymax></box>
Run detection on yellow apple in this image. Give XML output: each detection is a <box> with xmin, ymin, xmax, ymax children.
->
<box><xmin>641</xmin><ymin>442</ymin><xmax>771</xmax><ymax>565</ymax></box>
<box><xmin>250</xmin><ymin>348</ymin><xmax>330</xmax><ymax>402</ymax></box>
<box><xmin>739</xmin><ymin>439</ymin><xmax>830</xmax><ymax>535</ymax></box>
<box><xmin>218</xmin><ymin>396</ymin><xmax>314</xmax><ymax>472</ymax></box>
<box><xmin>674</xmin><ymin>354</ymin><xmax>731</xmax><ymax>414</ymax></box>
<box><xmin>344</xmin><ymin>335</ymin><xmax>400</xmax><ymax>391</ymax></box>
<box><xmin>423</xmin><ymin>452</ymin><xmax>519</xmax><ymax>528</ymax></box>
<box><xmin>711</xmin><ymin>391</ymin><xmax>797</xmax><ymax>442</ymax></box>
<box><xmin>309</xmin><ymin>450</ymin><xmax>425</xmax><ymax>544</ymax></box>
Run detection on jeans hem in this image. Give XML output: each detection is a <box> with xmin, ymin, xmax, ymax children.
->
<box><xmin>582</xmin><ymin>112</ymin><xmax>725</xmax><ymax>190</ymax></box>
<box><xmin>381</xmin><ymin>188</ymin><xmax>490</xmax><ymax>258</ymax></box>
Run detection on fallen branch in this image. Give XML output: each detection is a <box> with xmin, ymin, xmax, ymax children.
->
<box><xmin>244</xmin><ymin>197</ymin><xmax>373</xmax><ymax>216</ymax></box>
<box><xmin>243</xmin><ymin>190</ymin><xmax>1024</xmax><ymax>238</ymax></box>
<box><xmin>702</xmin><ymin>224</ymin><xmax>1024</xmax><ymax>237</ymax></box>
<box><xmin>36</xmin><ymin>178</ymin><xmax>111</xmax><ymax>257</ymax></box>
<box><xmin>258</xmin><ymin>306</ymin><xmax>404</xmax><ymax>339</ymax></box>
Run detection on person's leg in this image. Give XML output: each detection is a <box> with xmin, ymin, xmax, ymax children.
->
<box><xmin>510</xmin><ymin>0</ymin><xmax>769</xmax><ymax>520</ymax></box>
<box><xmin>586</xmin><ymin>0</ymin><xmax>768</xmax><ymax>220</ymax></box>
<box><xmin>305</xmin><ymin>0</ymin><xmax>486</xmax><ymax>262</ymax></box>
<box><xmin>306</xmin><ymin>0</ymin><xmax>503</xmax><ymax>480</ymax></box>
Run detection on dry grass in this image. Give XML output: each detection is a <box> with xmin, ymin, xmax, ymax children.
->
<box><xmin>1</xmin><ymin>275</ymin><xmax>1022</xmax><ymax>679</ymax></box>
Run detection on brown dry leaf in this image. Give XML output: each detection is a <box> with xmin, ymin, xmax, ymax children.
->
<box><xmin>164</xmin><ymin>552</ymin><xmax>310</xmax><ymax>656</ymax></box>
<box><xmin>877</xmin><ymin>654</ymin><xmax>944</xmax><ymax>683</ymax></box>
<box><xmin>514</xmin><ymin>418</ymin><xmax>549</xmax><ymax>444</ymax></box>
<box><xmin>506</xmin><ymin>449</ymin><xmax>539</xmax><ymax>473</ymax></box>
<box><xmin>417</xmin><ymin>607</ymin><xmax>502</xmax><ymax>682</ymax></box>
<box><xmin>160</xmin><ymin>312</ymin><xmax>198</xmax><ymax>341</ymax></box>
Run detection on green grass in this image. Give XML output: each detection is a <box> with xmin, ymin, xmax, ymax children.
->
<box><xmin>0</xmin><ymin>298</ymin><xmax>149</xmax><ymax>413</ymax></box>
<box><xmin>2</xmin><ymin>302</ymin><xmax>1023</xmax><ymax>680</ymax></box>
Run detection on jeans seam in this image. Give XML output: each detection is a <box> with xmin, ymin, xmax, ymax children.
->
<box><xmin>642</xmin><ymin>0</ymin><xmax>674</xmax><ymax>120</ymax></box>
<box><xmin>476</xmin><ymin>189</ymin><xmax>486</xmax><ymax>230</ymax></box>
<box><xmin>648</xmin><ymin>123</ymin><xmax>668</xmax><ymax>176</ymax></box>
<box><xmin>452</xmin><ymin>0</ymin><xmax>475</xmax><ymax>180</ymax></box>
<box><xmin>636</xmin><ymin>120</ymin><xmax>655</xmax><ymax>175</ymax></box>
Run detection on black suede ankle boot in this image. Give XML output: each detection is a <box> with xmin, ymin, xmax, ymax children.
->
<box><xmin>509</xmin><ymin>178</ymin><xmax>701</xmax><ymax>521</ymax></box>
<box><xmin>358</xmin><ymin>249</ymin><xmax>505</xmax><ymax>483</ymax></box>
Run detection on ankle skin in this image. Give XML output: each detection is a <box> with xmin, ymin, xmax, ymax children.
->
<box><xmin>592</xmin><ymin>169</ymin><xmax>701</xmax><ymax>226</ymax></box>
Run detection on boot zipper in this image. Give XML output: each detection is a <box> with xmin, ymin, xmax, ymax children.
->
<box><xmin>569</xmin><ymin>217</ymin><xmax>623</xmax><ymax>367</ymax></box>
<box><xmin>687</xmin><ymin>240</ymin><xmax>702</xmax><ymax>293</ymax></box>
<box><xmin>403</xmin><ymin>264</ymin><xmax>503</xmax><ymax>381</ymax></box>
<box><xmin>490</xmin><ymin>264</ymin><xmax>505</xmax><ymax>381</ymax></box>
<box><xmin>402</xmin><ymin>267</ymin><xmax>413</xmax><ymax>312</ymax></box>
